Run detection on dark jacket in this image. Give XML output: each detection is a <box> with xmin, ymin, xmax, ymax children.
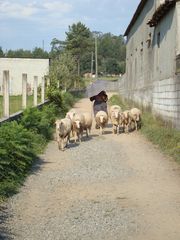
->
<box><xmin>90</xmin><ymin>91</ymin><xmax>108</xmax><ymax>116</ymax></box>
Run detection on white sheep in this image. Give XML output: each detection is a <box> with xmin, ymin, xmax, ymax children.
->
<box><xmin>65</xmin><ymin>109</ymin><xmax>77</xmax><ymax>136</ymax></box>
<box><xmin>55</xmin><ymin>118</ymin><xmax>72</xmax><ymax>151</ymax></box>
<box><xmin>95</xmin><ymin>110</ymin><xmax>108</xmax><ymax>135</ymax></box>
<box><xmin>109</xmin><ymin>105</ymin><xmax>122</xmax><ymax>135</ymax></box>
<box><xmin>65</xmin><ymin>108</ymin><xmax>77</xmax><ymax>121</ymax></box>
<box><xmin>122</xmin><ymin>110</ymin><xmax>132</xmax><ymax>133</ymax></box>
<box><xmin>109</xmin><ymin>105</ymin><xmax>122</xmax><ymax>114</ymax></box>
<box><xmin>130</xmin><ymin>108</ymin><xmax>142</xmax><ymax>131</ymax></box>
<box><xmin>82</xmin><ymin>112</ymin><xmax>93</xmax><ymax>137</ymax></box>
<box><xmin>72</xmin><ymin>113</ymin><xmax>85</xmax><ymax>143</ymax></box>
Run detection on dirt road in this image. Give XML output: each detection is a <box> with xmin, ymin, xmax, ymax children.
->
<box><xmin>1</xmin><ymin>96</ymin><xmax>180</xmax><ymax>240</ymax></box>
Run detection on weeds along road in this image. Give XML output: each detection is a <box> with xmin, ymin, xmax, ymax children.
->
<box><xmin>1</xmin><ymin>95</ymin><xmax>180</xmax><ymax>240</ymax></box>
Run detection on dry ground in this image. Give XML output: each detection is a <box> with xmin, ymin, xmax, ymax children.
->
<box><xmin>1</xmin><ymin>94</ymin><xmax>180</xmax><ymax>240</ymax></box>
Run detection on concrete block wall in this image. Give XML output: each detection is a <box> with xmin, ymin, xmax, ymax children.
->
<box><xmin>118</xmin><ymin>74</ymin><xmax>180</xmax><ymax>129</ymax></box>
<box><xmin>152</xmin><ymin>76</ymin><xmax>180</xmax><ymax>128</ymax></box>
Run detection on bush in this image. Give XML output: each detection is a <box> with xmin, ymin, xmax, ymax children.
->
<box><xmin>61</xmin><ymin>92</ymin><xmax>74</xmax><ymax>114</ymax></box>
<box><xmin>46</xmin><ymin>88</ymin><xmax>62</xmax><ymax>109</ymax></box>
<box><xmin>0</xmin><ymin>91</ymin><xmax>82</xmax><ymax>199</ymax></box>
<box><xmin>0</xmin><ymin>121</ymin><xmax>46</xmax><ymax>197</ymax></box>
<box><xmin>20</xmin><ymin>105</ymin><xmax>56</xmax><ymax>140</ymax></box>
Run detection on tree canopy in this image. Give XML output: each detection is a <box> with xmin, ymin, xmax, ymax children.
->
<box><xmin>1</xmin><ymin>22</ymin><xmax>126</xmax><ymax>80</ymax></box>
<box><xmin>65</xmin><ymin>22</ymin><xmax>93</xmax><ymax>75</ymax></box>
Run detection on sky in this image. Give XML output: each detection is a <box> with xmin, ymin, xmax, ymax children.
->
<box><xmin>0</xmin><ymin>0</ymin><xmax>140</xmax><ymax>52</ymax></box>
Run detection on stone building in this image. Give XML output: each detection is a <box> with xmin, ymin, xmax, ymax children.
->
<box><xmin>0</xmin><ymin>57</ymin><xmax>49</xmax><ymax>95</ymax></box>
<box><xmin>120</xmin><ymin>0</ymin><xmax>180</xmax><ymax>128</ymax></box>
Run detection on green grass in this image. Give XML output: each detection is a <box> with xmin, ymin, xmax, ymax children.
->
<box><xmin>0</xmin><ymin>95</ymin><xmax>41</xmax><ymax>118</ymax></box>
<box><xmin>109</xmin><ymin>94</ymin><xmax>130</xmax><ymax>110</ymax></box>
<box><xmin>109</xmin><ymin>94</ymin><xmax>180</xmax><ymax>163</ymax></box>
<box><xmin>99</xmin><ymin>76</ymin><xmax>119</xmax><ymax>81</ymax></box>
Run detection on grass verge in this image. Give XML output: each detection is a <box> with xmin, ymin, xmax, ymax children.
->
<box><xmin>109</xmin><ymin>94</ymin><xmax>180</xmax><ymax>163</ymax></box>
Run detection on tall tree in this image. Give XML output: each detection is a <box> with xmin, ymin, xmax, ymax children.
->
<box><xmin>98</xmin><ymin>33</ymin><xmax>126</xmax><ymax>74</ymax></box>
<box><xmin>50</xmin><ymin>38</ymin><xmax>66</xmax><ymax>59</ymax></box>
<box><xmin>49</xmin><ymin>51</ymin><xmax>77</xmax><ymax>91</ymax></box>
<box><xmin>65</xmin><ymin>22</ymin><xmax>92</xmax><ymax>76</ymax></box>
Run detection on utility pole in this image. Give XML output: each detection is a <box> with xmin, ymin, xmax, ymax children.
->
<box><xmin>95</xmin><ymin>35</ymin><xmax>98</xmax><ymax>80</ymax></box>
<box><xmin>91</xmin><ymin>51</ymin><xmax>94</xmax><ymax>78</ymax></box>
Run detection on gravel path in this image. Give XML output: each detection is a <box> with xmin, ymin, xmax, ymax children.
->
<box><xmin>1</xmin><ymin>96</ymin><xmax>180</xmax><ymax>240</ymax></box>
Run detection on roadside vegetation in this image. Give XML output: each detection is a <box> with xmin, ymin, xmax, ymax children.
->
<box><xmin>109</xmin><ymin>94</ymin><xmax>180</xmax><ymax>163</ymax></box>
<box><xmin>0</xmin><ymin>91</ymin><xmax>82</xmax><ymax>201</ymax></box>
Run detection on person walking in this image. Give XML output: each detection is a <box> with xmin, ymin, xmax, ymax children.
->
<box><xmin>90</xmin><ymin>90</ymin><xmax>108</xmax><ymax>117</ymax></box>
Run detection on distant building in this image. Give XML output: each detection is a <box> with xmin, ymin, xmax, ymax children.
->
<box><xmin>121</xmin><ymin>0</ymin><xmax>180</xmax><ymax>128</ymax></box>
<box><xmin>0</xmin><ymin>57</ymin><xmax>49</xmax><ymax>95</ymax></box>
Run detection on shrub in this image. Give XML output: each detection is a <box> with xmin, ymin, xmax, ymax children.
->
<box><xmin>20</xmin><ymin>105</ymin><xmax>56</xmax><ymax>140</ymax></box>
<box><xmin>61</xmin><ymin>92</ymin><xmax>74</xmax><ymax>113</ymax></box>
<box><xmin>0</xmin><ymin>121</ymin><xmax>46</xmax><ymax>197</ymax></box>
<box><xmin>0</xmin><ymin>91</ymin><xmax>82</xmax><ymax>199</ymax></box>
<box><xmin>46</xmin><ymin>88</ymin><xmax>62</xmax><ymax>109</ymax></box>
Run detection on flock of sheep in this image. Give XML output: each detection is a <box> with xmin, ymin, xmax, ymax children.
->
<box><xmin>55</xmin><ymin>105</ymin><xmax>142</xmax><ymax>151</ymax></box>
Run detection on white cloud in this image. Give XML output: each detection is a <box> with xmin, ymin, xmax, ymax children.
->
<box><xmin>43</xmin><ymin>1</ymin><xmax>72</xmax><ymax>12</ymax></box>
<box><xmin>0</xmin><ymin>1</ymin><xmax>38</xmax><ymax>18</ymax></box>
<box><xmin>0</xmin><ymin>0</ymin><xmax>72</xmax><ymax>19</ymax></box>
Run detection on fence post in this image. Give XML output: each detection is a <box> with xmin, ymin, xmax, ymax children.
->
<box><xmin>41</xmin><ymin>76</ymin><xmax>45</xmax><ymax>103</ymax></box>
<box><xmin>34</xmin><ymin>76</ymin><xmax>38</xmax><ymax>106</ymax></box>
<box><xmin>22</xmin><ymin>73</ymin><xmax>27</xmax><ymax>109</ymax></box>
<box><xmin>46</xmin><ymin>76</ymin><xmax>50</xmax><ymax>87</ymax></box>
<box><xmin>3</xmin><ymin>70</ymin><xmax>10</xmax><ymax>118</ymax></box>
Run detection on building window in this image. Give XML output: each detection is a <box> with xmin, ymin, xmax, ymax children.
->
<box><xmin>157</xmin><ymin>32</ymin><xmax>161</xmax><ymax>48</ymax></box>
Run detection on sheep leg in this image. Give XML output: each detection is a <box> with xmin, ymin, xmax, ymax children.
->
<box><xmin>74</xmin><ymin>132</ymin><xmax>77</xmax><ymax>143</ymax></box>
<box><xmin>88</xmin><ymin>127</ymin><xmax>91</xmax><ymax>137</ymax></box>
<box><xmin>117</xmin><ymin>125</ymin><xmax>120</xmax><ymax>135</ymax></box>
<box><xmin>100</xmin><ymin>126</ymin><xmax>103</xmax><ymax>135</ymax></box>
<box><xmin>135</xmin><ymin>121</ymin><xmax>138</xmax><ymax>131</ymax></box>
<box><xmin>61</xmin><ymin>138</ymin><xmax>65</xmax><ymax>151</ymax></box>
<box><xmin>125</xmin><ymin>124</ymin><xmax>129</xmax><ymax>134</ymax></box>
<box><xmin>78</xmin><ymin>132</ymin><xmax>81</xmax><ymax>142</ymax></box>
<box><xmin>113</xmin><ymin>125</ymin><xmax>116</xmax><ymax>134</ymax></box>
<box><xmin>57</xmin><ymin>135</ymin><xmax>61</xmax><ymax>150</ymax></box>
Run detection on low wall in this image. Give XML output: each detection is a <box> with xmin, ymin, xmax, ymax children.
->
<box><xmin>0</xmin><ymin>100</ymin><xmax>50</xmax><ymax>126</ymax></box>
